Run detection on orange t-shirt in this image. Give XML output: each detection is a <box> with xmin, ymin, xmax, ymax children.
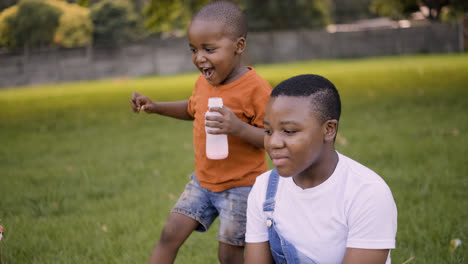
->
<box><xmin>187</xmin><ymin>67</ymin><xmax>271</xmax><ymax>192</ymax></box>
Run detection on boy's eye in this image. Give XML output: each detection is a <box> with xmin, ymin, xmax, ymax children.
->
<box><xmin>190</xmin><ymin>48</ymin><xmax>197</xmax><ymax>53</ymax></box>
<box><xmin>264</xmin><ymin>129</ymin><xmax>272</xmax><ymax>136</ymax></box>
<box><xmin>205</xmin><ymin>48</ymin><xmax>215</xmax><ymax>53</ymax></box>
<box><xmin>284</xmin><ymin>130</ymin><xmax>296</xmax><ymax>135</ymax></box>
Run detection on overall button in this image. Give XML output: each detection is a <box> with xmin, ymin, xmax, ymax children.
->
<box><xmin>266</xmin><ymin>219</ymin><xmax>272</xmax><ymax>227</ymax></box>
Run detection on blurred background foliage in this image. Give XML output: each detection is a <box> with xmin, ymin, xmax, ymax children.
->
<box><xmin>49</xmin><ymin>0</ymin><xmax>93</xmax><ymax>48</ymax></box>
<box><xmin>143</xmin><ymin>0</ymin><xmax>209</xmax><ymax>35</ymax></box>
<box><xmin>371</xmin><ymin>0</ymin><xmax>468</xmax><ymax>21</ymax></box>
<box><xmin>0</xmin><ymin>0</ymin><xmax>92</xmax><ymax>49</ymax></box>
<box><xmin>0</xmin><ymin>1</ymin><xmax>62</xmax><ymax>50</ymax></box>
<box><xmin>0</xmin><ymin>0</ymin><xmax>466</xmax><ymax>50</ymax></box>
<box><xmin>242</xmin><ymin>0</ymin><xmax>331</xmax><ymax>31</ymax></box>
<box><xmin>90</xmin><ymin>0</ymin><xmax>146</xmax><ymax>45</ymax></box>
<box><xmin>331</xmin><ymin>0</ymin><xmax>375</xmax><ymax>24</ymax></box>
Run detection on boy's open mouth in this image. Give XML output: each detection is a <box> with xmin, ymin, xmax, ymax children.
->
<box><xmin>201</xmin><ymin>67</ymin><xmax>214</xmax><ymax>80</ymax></box>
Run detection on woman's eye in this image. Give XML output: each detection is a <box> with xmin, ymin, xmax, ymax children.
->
<box><xmin>205</xmin><ymin>48</ymin><xmax>215</xmax><ymax>53</ymax></box>
<box><xmin>284</xmin><ymin>130</ymin><xmax>296</xmax><ymax>135</ymax></box>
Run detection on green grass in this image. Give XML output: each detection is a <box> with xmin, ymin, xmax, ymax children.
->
<box><xmin>0</xmin><ymin>53</ymin><xmax>467</xmax><ymax>263</ymax></box>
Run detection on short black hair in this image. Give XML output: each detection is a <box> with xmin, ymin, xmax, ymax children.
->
<box><xmin>192</xmin><ymin>1</ymin><xmax>248</xmax><ymax>38</ymax></box>
<box><xmin>271</xmin><ymin>74</ymin><xmax>341</xmax><ymax>123</ymax></box>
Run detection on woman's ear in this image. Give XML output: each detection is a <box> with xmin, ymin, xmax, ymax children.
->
<box><xmin>235</xmin><ymin>37</ymin><xmax>246</xmax><ymax>54</ymax></box>
<box><xmin>324</xmin><ymin>120</ymin><xmax>338</xmax><ymax>142</ymax></box>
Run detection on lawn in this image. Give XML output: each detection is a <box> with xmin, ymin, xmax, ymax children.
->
<box><xmin>0</xmin><ymin>53</ymin><xmax>467</xmax><ymax>263</ymax></box>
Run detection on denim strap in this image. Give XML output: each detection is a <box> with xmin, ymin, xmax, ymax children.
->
<box><xmin>263</xmin><ymin>169</ymin><xmax>280</xmax><ymax>212</ymax></box>
<box><xmin>262</xmin><ymin>169</ymin><xmax>318</xmax><ymax>264</ymax></box>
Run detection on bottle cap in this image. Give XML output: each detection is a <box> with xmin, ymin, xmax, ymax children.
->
<box><xmin>208</xmin><ymin>97</ymin><xmax>223</xmax><ymax>108</ymax></box>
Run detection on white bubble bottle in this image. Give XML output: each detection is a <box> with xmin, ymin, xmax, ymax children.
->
<box><xmin>205</xmin><ymin>97</ymin><xmax>228</xmax><ymax>160</ymax></box>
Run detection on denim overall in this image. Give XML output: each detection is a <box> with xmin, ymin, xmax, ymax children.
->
<box><xmin>263</xmin><ymin>169</ymin><xmax>317</xmax><ymax>264</ymax></box>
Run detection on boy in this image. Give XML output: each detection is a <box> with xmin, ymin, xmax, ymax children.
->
<box><xmin>130</xmin><ymin>2</ymin><xmax>271</xmax><ymax>264</ymax></box>
<box><xmin>245</xmin><ymin>74</ymin><xmax>397</xmax><ymax>264</ymax></box>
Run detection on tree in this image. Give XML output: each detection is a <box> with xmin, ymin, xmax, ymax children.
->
<box><xmin>90</xmin><ymin>0</ymin><xmax>144</xmax><ymax>44</ymax></box>
<box><xmin>370</xmin><ymin>0</ymin><xmax>419</xmax><ymax>20</ymax></box>
<box><xmin>331</xmin><ymin>0</ymin><xmax>376</xmax><ymax>24</ymax></box>
<box><xmin>142</xmin><ymin>0</ymin><xmax>331</xmax><ymax>34</ymax></box>
<box><xmin>46</xmin><ymin>0</ymin><xmax>93</xmax><ymax>48</ymax></box>
<box><xmin>430</xmin><ymin>0</ymin><xmax>468</xmax><ymax>21</ymax></box>
<box><xmin>64</xmin><ymin>0</ymin><xmax>101</xmax><ymax>7</ymax></box>
<box><xmin>3</xmin><ymin>0</ymin><xmax>62</xmax><ymax>49</ymax></box>
<box><xmin>143</xmin><ymin>0</ymin><xmax>209</xmax><ymax>34</ymax></box>
<box><xmin>0</xmin><ymin>0</ymin><xmax>18</xmax><ymax>13</ymax></box>
<box><xmin>0</xmin><ymin>5</ymin><xmax>18</xmax><ymax>48</ymax></box>
<box><xmin>242</xmin><ymin>0</ymin><xmax>331</xmax><ymax>31</ymax></box>
<box><xmin>370</xmin><ymin>0</ymin><xmax>468</xmax><ymax>21</ymax></box>
<box><xmin>0</xmin><ymin>0</ymin><xmax>93</xmax><ymax>49</ymax></box>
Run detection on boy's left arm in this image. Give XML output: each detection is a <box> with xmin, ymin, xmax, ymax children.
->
<box><xmin>205</xmin><ymin>106</ymin><xmax>264</xmax><ymax>148</ymax></box>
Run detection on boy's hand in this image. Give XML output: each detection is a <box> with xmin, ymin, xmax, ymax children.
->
<box><xmin>131</xmin><ymin>91</ymin><xmax>154</xmax><ymax>114</ymax></box>
<box><xmin>205</xmin><ymin>106</ymin><xmax>244</xmax><ymax>136</ymax></box>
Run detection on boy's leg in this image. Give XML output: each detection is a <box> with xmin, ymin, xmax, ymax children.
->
<box><xmin>149</xmin><ymin>173</ymin><xmax>218</xmax><ymax>264</ymax></box>
<box><xmin>149</xmin><ymin>212</ymin><xmax>199</xmax><ymax>264</ymax></box>
<box><xmin>218</xmin><ymin>242</ymin><xmax>244</xmax><ymax>264</ymax></box>
<box><xmin>211</xmin><ymin>185</ymin><xmax>252</xmax><ymax>264</ymax></box>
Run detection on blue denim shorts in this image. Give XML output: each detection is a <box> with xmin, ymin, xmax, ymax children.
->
<box><xmin>172</xmin><ymin>173</ymin><xmax>252</xmax><ymax>246</ymax></box>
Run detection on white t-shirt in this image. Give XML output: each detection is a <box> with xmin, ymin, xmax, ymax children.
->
<box><xmin>246</xmin><ymin>152</ymin><xmax>397</xmax><ymax>264</ymax></box>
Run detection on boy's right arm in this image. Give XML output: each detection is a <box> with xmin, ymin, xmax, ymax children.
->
<box><xmin>131</xmin><ymin>91</ymin><xmax>193</xmax><ymax>120</ymax></box>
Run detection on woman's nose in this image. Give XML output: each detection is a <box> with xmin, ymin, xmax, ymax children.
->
<box><xmin>267</xmin><ymin>132</ymin><xmax>284</xmax><ymax>149</ymax></box>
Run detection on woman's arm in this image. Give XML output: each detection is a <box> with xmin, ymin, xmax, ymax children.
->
<box><xmin>244</xmin><ymin>242</ymin><xmax>274</xmax><ymax>264</ymax></box>
<box><xmin>342</xmin><ymin>248</ymin><xmax>389</xmax><ymax>264</ymax></box>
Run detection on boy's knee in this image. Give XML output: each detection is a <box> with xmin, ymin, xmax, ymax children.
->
<box><xmin>218</xmin><ymin>251</ymin><xmax>231</xmax><ymax>264</ymax></box>
<box><xmin>218</xmin><ymin>253</ymin><xmax>230</xmax><ymax>264</ymax></box>
<box><xmin>218</xmin><ymin>243</ymin><xmax>244</xmax><ymax>264</ymax></box>
<box><xmin>158</xmin><ymin>212</ymin><xmax>199</xmax><ymax>248</ymax></box>
<box><xmin>158</xmin><ymin>226</ymin><xmax>174</xmax><ymax>244</ymax></box>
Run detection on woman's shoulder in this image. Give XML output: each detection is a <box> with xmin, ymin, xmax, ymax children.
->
<box><xmin>253</xmin><ymin>169</ymin><xmax>274</xmax><ymax>186</ymax></box>
<box><xmin>339</xmin><ymin>153</ymin><xmax>388</xmax><ymax>187</ymax></box>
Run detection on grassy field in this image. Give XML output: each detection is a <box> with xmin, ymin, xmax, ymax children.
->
<box><xmin>0</xmin><ymin>53</ymin><xmax>467</xmax><ymax>263</ymax></box>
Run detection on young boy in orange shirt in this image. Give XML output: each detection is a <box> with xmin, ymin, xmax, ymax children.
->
<box><xmin>130</xmin><ymin>2</ymin><xmax>271</xmax><ymax>263</ymax></box>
